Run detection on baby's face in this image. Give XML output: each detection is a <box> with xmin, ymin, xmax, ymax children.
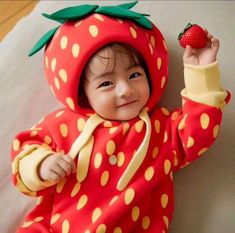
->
<box><xmin>83</xmin><ymin>47</ymin><xmax>150</xmax><ymax>121</ymax></box>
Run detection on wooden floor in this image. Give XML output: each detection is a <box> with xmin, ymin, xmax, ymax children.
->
<box><xmin>0</xmin><ymin>0</ymin><xmax>39</xmax><ymax>41</ymax></box>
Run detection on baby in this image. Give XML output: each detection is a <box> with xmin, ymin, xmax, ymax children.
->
<box><xmin>11</xmin><ymin>2</ymin><xmax>229</xmax><ymax>233</ymax></box>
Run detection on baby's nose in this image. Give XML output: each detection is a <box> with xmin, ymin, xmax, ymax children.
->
<box><xmin>117</xmin><ymin>81</ymin><xmax>134</xmax><ymax>98</ymax></box>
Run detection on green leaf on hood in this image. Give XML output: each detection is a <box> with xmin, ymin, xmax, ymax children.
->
<box><xmin>43</xmin><ymin>4</ymin><xmax>99</xmax><ymax>20</ymax></box>
<box><xmin>28</xmin><ymin>26</ymin><xmax>59</xmax><ymax>57</ymax></box>
<box><xmin>117</xmin><ymin>1</ymin><xmax>138</xmax><ymax>9</ymax></box>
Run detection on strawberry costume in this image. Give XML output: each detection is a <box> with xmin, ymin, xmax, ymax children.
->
<box><xmin>11</xmin><ymin>2</ymin><xmax>230</xmax><ymax>233</ymax></box>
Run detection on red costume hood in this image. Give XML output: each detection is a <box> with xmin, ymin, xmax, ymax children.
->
<box><xmin>41</xmin><ymin>4</ymin><xmax>168</xmax><ymax>116</ymax></box>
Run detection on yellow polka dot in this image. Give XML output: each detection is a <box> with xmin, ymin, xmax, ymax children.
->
<box><xmin>60</xmin><ymin>36</ymin><xmax>68</xmax><ymax>50</ymax></box>
<box><xmin>117</xmin><ymin>152</ymin><xmax>125</xmax><ymax>167</ymax></box>
<box><xmin>113</xmin><ymin>227</ymin><xmax>122</xmax><ymax>233</ymax></box>
<box><xmin>62</xmin><ymin>219</ymin><xmax>70</xmax><ymax>233</ymax></box>
<box><xmin>200</xmin><ymin>113</ymin><xmax>210</xmax><ymax>129</ymax></box>
<box><xmin>13</xmin><ymin>139</ymin><xmax>20</xmax><ymax>151</ymax></box>
<box><xmin>109</xmin><ymin>127</ymin><xmax>118</xmax><ymax>134</ymax></box>
<box><xmin>44</xmin><ymin>135</ymin><xmax>52</xmax><ymax>144</ymax></box>
<box><xmin>135</xmin><ymin>120</ymin><xmax>144</xmax><ymax>133</ymax></box>
<box><xmin>163</xmin><ymin>216</ymin><xmax>169</xmax><ymax>229</ymax></box>
<box><xmin>74</xmin><ymin>20</ymin><xmax>83</xmax><ymax>27</ymax></box>
<box><xmin>104</xmin><ymin>121</ymin><xmax>112</xmax><ymax>127</ymax></box>
<box><xmin>187</xmin><ymin>136</ymin><xmax>194</xmax><ymax>148</ymax></box>
<box><xmin>51</xmin><ymin>213</ymin><xmax>60</xmax><ymax>224</ymax></box>
<box><xmin>101</xmin><ymin>170</ymin><xmax>109</xmax><ymax>187</ymax></box>
<box><xmin>161</xmin><ymin>108</ymin><xmax>169</xmax><ymax>116</ymax></box>
<box><xmin>130</xmin><ymin>27</ymin><xmax>137</xmax><ymax>38</ymax></box>
<box><xmin>117</xmin><ymin>18</ymin><xmax>123</xmax><ymax>23</ymax></box>
<box><xmin>161</xmin><ymin>194</ymin><xmax>168</xmax><ymax>208</ymax></box>
<box><xmin>96</xmin><ymin>224</ymin><xmax>106</xmax><ymax>233</ymax></box>
<box><xmin>45</xmin><ymin>56</ymin><xmax>49</xmax><ymax>69</ymax></box>
<box><xmin>155</xmin><ymin>120</ymin><xmax>160</xmax><ymax>134</ymax></box>
<box><xmin>72</xmin><ymin>43</ymin><xmax>80</xmax><ymax>58</ymax></box>
<box><xmin>198</xmin><ymin>147</ymin><xmax>207</xmax><ymax>156</ymax></box>
<box><xmin>163</xmin><ymin>40</ymin><xmax>168</xmax><ymax>51</ymax></box>
<box><xmin>77</xmin><ymin>118</ymin><xmax>85</xmax><ymax>132</ymax></box>
<box><xmin>161</xmin><ymin>76</ymin><xmax>166</xmax><ymax>89</ymax></box>
<box><xmin>109</xmin><ymin>195</ymin><xmax>118</xmax><ymax>206</ymax></box>
<box><xmin>157</xmin><ymin>57</ymin><xmax>162</xmax><ymax>70</ymax></box>
<box><xmin>84</xmin><ymin>230</ymin><xmax>91</xmax><ymax>233</ymax></box>
<box><xmin>94</xmin><ymin>153</ymin><xmax>102</xmax><ymax>169</ymax></box>
<box><xmin>213</xmin><ymin>125</ymin><xmax>220</xmax><ymax>138</ymax></box>
<box><xmin>171</xmin><ymin>111</ymin><xmax>179</xmax><ymax>120</ymax></box>
<box><xmin>71</xmin><ymin>182</ymin><xmax>81</xmax><ymax>197</ymax></box>
<box><xmin>56</xmin><ymin>110</ymin><xmax>65</xmax><ymax>117</ymax></box>
<box><xmin>77</xmin><ymin>194</ymin><xmax>88</xmax><ymax>210</ymax></box>
<box><xmin>152</xmin><ymin>147</ymin><xmax>159</xmax><ymax>159</ymax></box>
<box><xmin>131</xmin><ymin>206</ymin><xmax>140</xmax><ymax>222</ymax></box>
<box><xmin>123</xmin><ymin>123</ymin><xmax>130</xmax><ymax>135</ymax></box>
<box><xmin>163</xmin><ymin>131</ymin><xmax>168</xmax><ymax>143</ymax></box>
<box><xmin>144</xmin><ymin>166</ymin><xmax>154</xmax><ymax>181</ymax></box>
<box><xmin>51</xmin><ymin>58</ymin><xmax>57</xmax><ymax>72</ymax></box>
<box><xmin>164</xmin><ymin>160</ymin><xmax>171</xmax><ymax>175</ymax></box>
<box><xmin>94</xmin><ymin>14</ymin><xmax>104</xmax><ymax>21</ymax></box>
<box><xmin>54</xmin><ymin>77</ymin><xmax>60</xmax><ymax>90</ymax></box>
<box><xmin>124</xmin><ymin>188</ymin><xmax>135</xmax><ymax>205</ymax></box>
<box><xmin>173</xmin><ymin>151</ymin><xmax>178</xmax><ymax>166</ymax></box>
<box><xmin>149</xmin><ymin>43</ymin><xmax>153</xmax><ymax>54</ymax></box>
<box><xmin>30</xmin><ymin>130</ymin><xmax>38</xmax><ymax>137</ymax></box>
<box><xmin>56</xmin><ymin>178</ymin><xmax>66</xmax><ymax>193</ymax></box>
<box><xmin>150</xmin><ymin>35</ymin><xmax>155</xmax><ymax>47</ymax></box>
<box><xmin>178</xmin><ymin>114</ymin><xmax>187</xmax><ymax>130</ymax></box>
<box><xmin>142</xmin><ymin>216</ymin><xmax>150</xmax><ymax>230</ymax></box>
<box><xmin>22</xmin><ymin>221</ymin><xmax>33</xmax><ymax>228</ymax></box>
<box><xmin>59</xmin><ymin>69</ymin><xmax>68</xmax><ymax>83</ymax></box>
<box><xmin>92</xmin><ymin>207</ymin><xmax>102</xmax><ymax>223</ymax></box>
<box><xmin>106</xmin><ymin>140</ymin><xmax>116</xmax><ymax>155</ymax></box>
<box><xmin>66</xmin><ymin>97</ymin><xmax>75</xmax><ymax>110</ymax></box>
<box><xmin>60</xmin><ymin>124</ymin><xmax>68</xmax><ymax>138</ymax></box>
<box><xmin>34</xmin><ymin>216</ymin><xmax>44</xmax><ymax>222</ymax></box>
<box><xmin>89</xmin><ymin>25</ymin><xmax>99</xmax><ymax>37</ymax></box>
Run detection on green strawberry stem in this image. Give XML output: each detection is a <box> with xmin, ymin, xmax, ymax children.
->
<box><xmin>177</xmin><ymin>23</ymin><xmax>194</xmax><ymax>40</ymax></box>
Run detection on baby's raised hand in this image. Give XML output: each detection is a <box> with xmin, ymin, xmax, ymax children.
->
<box><xmin>38</xmin><ymin>153</ymin><xmax>76</xmax><ymax>182</ymax></box>
<box><xmin>183</xmin><ymin>29</ymin><xmax>220</xmax><ymax>66</ymax></box>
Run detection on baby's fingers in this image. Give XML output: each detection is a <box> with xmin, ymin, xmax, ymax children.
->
<box><xmin>62</xmin><ymin>155</ymin><xmax>77</xmax><ymax>175</ymax></box>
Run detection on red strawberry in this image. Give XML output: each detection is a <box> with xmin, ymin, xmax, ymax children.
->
<box><xmin>178</xmin><ymin>23</ymin><xmax>208</xmax><ymax>48</ymax></box>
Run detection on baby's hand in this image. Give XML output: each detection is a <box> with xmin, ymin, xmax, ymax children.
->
<box><xmin>183</xmin><ymin>29</ymin><xmax>220</xmax><ymax>66</ymax></box>
<box><xmin>38</xmin><ymin>153</ymin><xmax>76</xmax><ymax>182</ymax></box>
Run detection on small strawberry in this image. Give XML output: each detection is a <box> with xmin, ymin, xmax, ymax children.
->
<box><xmin>178</xmin><ymin>23</ymin><xmax>208</xmax><ymax>48</ymax></box>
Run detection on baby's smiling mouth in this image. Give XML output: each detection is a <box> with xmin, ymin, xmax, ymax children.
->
<box><xmin>117</xmin><ymin>100</ymin><xmax>138</xmax><ymax>108</ymax></box>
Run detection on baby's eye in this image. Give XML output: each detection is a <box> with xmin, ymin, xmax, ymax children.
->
<box><xmin>98</xmin><ymin>81</ymin><xmax>113</xmax><ymax>88</ymax></box>
<box><xmin>129</xmin><ymin>72</ymin><xmax>141</xmax><ymax>79</ymax></box>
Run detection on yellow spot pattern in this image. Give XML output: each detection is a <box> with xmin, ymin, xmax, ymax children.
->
<box><xmin>161</xmin><ymin>76</ymin><xmax>166</xmax><ymax>89</ymax></box>
<box><xmin>213</xmin><ymin>125</ymin><xmax>220</xmax><ymax>138</ymax></box>
<box><xmin>144</xmin><ymin>166</ymin><xmax>154</xmax><ymax>181</ymax></box>
<box><xmin>187</xmin><ymin>136</ymin><xmax>195</xmax><ymax>148</ymax></box>
<box><xmin>44</xmin><ymin>135</ymin><xmax>52</xmax><ymax>144</ymax></box>
<box><xmin>117</xmin><ymin>152</ymin><xmax>125</xmax><ymax>167</ymax></box>
<box><xmin>56</xmin><ymin>178</ymin><xmax>66</xmax><ymax>193</ymax></box>
<box><xmin>124</xmin><ymin>188</ymin><xmax>135</xmax><ymax>205</ymax></box>
<box><xmin>157</xmin><ymin>57</ymin><xmax>162</xmax><ymax>70</ymax></box>
<box><xmin>132</xmin><ymin>206</ymin><xmax>140</xmax><ymax>222</ymax></box>
<box><xmin>163</xmin><ymin>216</ymin><xmax>169</xmax><ymax>229</ymax></box>
<box><xmin>113</xmin><ymin>227</ymin><xmax>122</xmax><ymax>233</ymax></box>
<box><xmin>60</xmin><ymin>124</ymin><xmax>68</xmax><ymax>138</ymax></box>
<box><xmin>164</xmin><ymin>160</ymin><xmax>171</xmax><ymax>175</ymax></box>
<box><xmin>163</xmin><ymin>131</ymin><xmax>168</xmax><ymax>143</ymax></box>
<box><xmin>198</xmin><ymin>147</ymin><xmax>207</xmax><ymax>156</ymax></box>
<box><xmin>66</xmin><ymin>97</ymin><xmax>75</xmax><ymax>110</ymax></box>
<box><xmin>135</xmin><ymin>120</ymin><xmax>144</xmax><ymax>133</ymax></box>
<box><xmin>109</xmin><ymin>195</ymin><xmax>118</xmax><ymax>206</ymax></box>
<box><xmin>152</xmin><ymin>147</ymin><xmax>159</xmax><ymax>159</ymax></box>
<box><xmin>92</xmin><ymin>207</ymin><xmax>102</xmax><ymax>223</ymax></box>
<box><xmin>100</xmin><ymin>170</ymin><xmax>109</xmax><ymax>187</ymax></box>
<box><xmin>89</xmin><ymin>25</ymin><xmax>99</xmax><ymax>37</ymax></box>
<box><xmin>60</xmin><ymin>36</ymin><xmax>68</xmax><ymax>50</ymax></box>
<box><xmin>72</xmin><ymin>43</ymin><xmax>80</xmax><ymax>58</ymax></box>
<box><xmin>51</xmin><ymin>58</ymin><xmax>57</xmax><ymax>72</ymax></box>
<box><xmin>51</xmin><ymin>213</ymin><xmax>60</xmax><ymax>224</ymax></box>
<box><xmin>71</xmin><ymin>182</ymin><xmax>81</xmax><ymax>197</ymax></box>
<box><xmin>94</xmin><ymin>153</ymin><xmax>102</xmax><ymax>169</ymax></box>
<box><xmin>142</xmin><ymin>216</ymin><xmax>150</xmax><ymax>230</ymax></box>
<box><xmin>123</xmin><ymin>123</ymin><xmax>130</xmax><ymax>135</ymax></box>
<box><xmin>77</xmin><ymin>194</ymin><xmax>88</xmax><ymax>210</ymax></box>
<box><xmin>62</xmin><ymin>219</ymin><xmax>70</xmax><ymax>233</ymax></box>
<box><xmin>200</xmin><ymin>113</ymin><xmax>210</xmax><ymax>129</ymax></box>
<box><xmin>96</xmin><ymin>224</ymin><xmax>106</xmax><ymax>233</ymax></box>
<box><xmin>54</xmin><ymin>77</ymin><xmax>60</xmax><ymax>90</ymax></box>
<box><xmin>77</xmin><ymin>118</ymin><xmax>85</xmax><ymax>132</ymax></box>
<box><xmin>154</xmin><ymin>120</ymin><xmax>160</xmax><ymax>134</ymax></box>
<box><xmin>130</xmin><ymin>27</ymin><xmax>137</xmax><ymax>39</ymax></box>
<box><xmin>161</xmin><ymin>194</ymin><xmax>168</xmax><ymax>208</ymax></box>
<box><xmin>59</xmin><ymin>69</ymin><xmax>68</xmax><ymax>83</ymax></box>
<box><xmin>106</xmin><ymin>140</ymin><xmax>116</xmax><ymax>155</ymax></box>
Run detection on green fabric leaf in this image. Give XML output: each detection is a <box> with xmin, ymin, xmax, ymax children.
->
<box><xmin>28</xmin><ymin>26</ymin><xmax>59</xmax><ymax>57</ymax></box>
<box><xmin>134</xmin><ymin>15</ymin><xmax>152</xmax><ymax>29</ymax></box>
<box><xmin>42</xmin><ymin>13</ymin><xmax>65</xmax><ymax>24</ymax></box>
<box><xmin>117</xmin><ymin>1</ymin><xmax>138</xmax><ymax>9</ymax></box>
<box><xmin>43</xmin><ymin>4</ymin><xmax>98</xmax><ymax>20</ymax></box>
<box><xmin>95</xmin><ymin>6</ymin><xmax>141</xmax><ymax>20</ymax></box>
